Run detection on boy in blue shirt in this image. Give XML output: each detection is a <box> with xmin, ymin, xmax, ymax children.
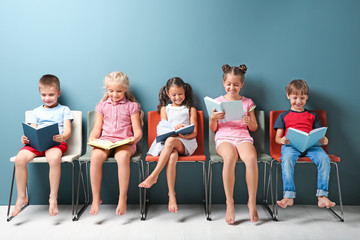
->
<box><xmin>13</xmin><ymin>74</ymin><xmax>73</xmax><ymax>217</ymax></box>
<box><xmin>274</xmin><ymin>79</ymin><xmax>335</xmax><ymax>209</ymax></box>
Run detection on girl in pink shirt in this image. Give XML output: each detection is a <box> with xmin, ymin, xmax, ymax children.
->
<box><xmin>88</xmin><ymin>72</ymin><xmax>143</xmax><ymax>216</ymax></box>
<box><xmin>209</xmin><ymin>64</ymin><xmax>259</xmax><ymax>224</ymax></box>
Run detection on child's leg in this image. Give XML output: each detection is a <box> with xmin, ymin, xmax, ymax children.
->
<box><xmin>237</xmin><ymin>142</ymin><xmax>259</xmax><ymax>222</ymax></box>
<box><xmin>306</xmin><ymin>147</ymin><xmax>335</xmax><ymax>208</ymax></box>
<box><xmin>12</xmin><ymin>150</ymin><xmax>36</xmax><ymax>216</ymax></box>
<box><xmin>114</xmin><ymin>145</ymin><xmax>134</xmax><ymax>215</ymax></box>
<box><xmin>45</xmin><ymin>148</ymin><xmax>63</xmax><ymax>216</ymax></box>
<box><xmin>217</xmin><ymin>142</ymin><xmax>238</xmax><ymax>224</ymax></box>
<box><xmin>166</xmin><ymin>150</ymin><xmax>179</xmax><ymax>213</ymax></box>
<box><xmin>89</xmin><ymin>148</ymin><xmax>109</xmax><ymax>215</ymax></box>
<box><xmin>139</xmin><ymin>137</ymin><xmax>185</xmax><ymax>188</ymax></box>
<box><xmin>277</xmin><ymin>145</ymin><xmax>300</xmax><ymax>208</ymax></box>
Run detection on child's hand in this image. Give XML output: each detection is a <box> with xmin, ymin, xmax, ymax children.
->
<box><xmin>88</xmin><ymin>137</ymin><xmax>97</xmax><ymax>143</ymax></box>
<box><xmin>242</xmin><ymin>115</ymin><xmax>251</xmax><ymax>125</ymax></box>
<box><xmin>127</xmin><ymin>137</ymin><xmax>136</xmax><ymax>145</ymax></box>
<box><xmin>319</xmin><ymin>137</ymin><xmax>328</xmax><ymax>145</ymax></box>
<box><xmin>21</xmin><ymin>135</ymin><xmax>29</xmax><ymax>145</ymax></box>
<box><xmin>53</xmin><ymin>134</ymin><xmax>64</xmax><ymax>143</ymax></box>
<box><xmin>210</xmin><ymin>108</ymin><xmax>225</xmax><ymax>120</ymax></box>
<box><xmin>174</xmin><ymin>123</ymin><xmax>186</xmax><ymax>130</ymax></box>
<box><xmin>279</xmin><ymin>136</ymin><xmax>290</xmax><ymax>145</ymax></box>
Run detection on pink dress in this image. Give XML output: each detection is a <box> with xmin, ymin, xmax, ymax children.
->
<box><xmin>214</xmin><ymin>96</ymin><xmax>256</xmax><ymax>146</ymax></box>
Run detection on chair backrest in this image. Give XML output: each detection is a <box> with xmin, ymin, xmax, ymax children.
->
<box><xmin>269</xmin><ymin>110</ymin><xmax>328</xmax><ymax>159</ymax></box>
<box><xmin>209</xmin><ymin>110</ymin><xmax>266</xmax><ymax>155</ymax></box>
<box><xmin>25</xmin><ymin>110</ymin><xmax>82</xmax><ymax>157</ymax></box>
<box><xmin>147</xmin><ymin>110</ymin><xmax>205</xmax><ymax>155</ymax></box>
<box><xmin>85</xmin><ymin>111</ymin><xmax>143</xmax><ymax>153</ymax></box>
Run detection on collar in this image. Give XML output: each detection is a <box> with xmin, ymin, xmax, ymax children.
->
<box><xmin>105</xmin><ymin>97</ymin><xmax>127</xmax><ymax>105</ymax></box>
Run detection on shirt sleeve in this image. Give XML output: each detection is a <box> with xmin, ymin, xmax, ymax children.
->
<box><xmin>313</xmin><ymin>113</ymin><xmax>322</xmax><ymax>129</ymax></box>
<box><xmin>128</xmin><ymin>101</ymin><xmax>140</xmax><ymax>116</ymax></box>
<box><xmin>95</xmin><ymin>102</ymin><xmax>104</xmax><ymax>117</ymax></box>
<box><xmin>63</xmin><ymin>106</ymin><xmax>73</xmax><ymax>121</ymax></box>
<box><xmin>245</xmin><ymin>98</ymin><xmax>256</xmax><ymax>113</ymax></box>
<box><xmin>274</xmin><ymin>112</ymin><xmax>285</xmax><ymax>130</ymax></box>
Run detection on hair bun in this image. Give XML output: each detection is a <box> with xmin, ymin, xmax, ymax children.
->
<box><xmin>239</xmin><ymin>64</ymin><xmax>247</xmax><ymax>73</ymax></box>
<box><xmin>222</xmin><ymin>64</ymin><xmax>231</xmax><ymax>73</ymax></box>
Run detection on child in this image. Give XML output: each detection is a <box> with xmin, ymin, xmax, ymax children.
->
<box><xmin>209</xmin><ymin>64</ymin><xmax>259</xmax><ymax>224</ymax></box>
<box><xmin>88</xmin><ymin>71</ymin><xmax>142</xmax><ymax>216</ymax></box>
<box><xmin>138</xmin><ymin>77</ymin><xmax>198</xmax><ymax>213</ymax></box>
<box><xmin>13</xmin><ymin>74</ymin><xmax>73</xmax><ymax>217</ymax></box>
<box><xmin>274</xmin><ymin>79</ymin><xmax>336</xmax><ymax>209</ymax></box>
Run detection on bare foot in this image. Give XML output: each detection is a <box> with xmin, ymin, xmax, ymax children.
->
<box><xmin>116</xmin><ymin>197</ymin><xmax>127</xmax><ymax>215</ymax></box>
<box><xmin>168</xmin><ymin>195</ymin><xmax>178</xmax><ymax>213</ymax></box>
<box><xmin>277</xmin><ymin>198</ymin><xmax>294</xmax><ymax>208</ymax></box>
<box><xmin>12</xmin><ymin>197</ymin><xmax>29</xmax><ymax>217</ymax></box>
<box><xmin>138</xmin><ymin>175</ymin><xmax>157</xmax><ymax>188</ymax></box>
<box><xmin>318</xmin><ymin>196</ymin><xmax>336</xmax><ymax>208</ymax></box>
<box><xmin>247</xmin><ymin>202</ymin><xmax>259</xmax><ymax>222</ymax></box>
<box><xmin>89</xmin><ymin>199</ymin><xmax>102</xmax><ymax>215</ymax></box>
<box><xmin>49</xmin><ymin>198</ymin><xmax>59</xmax><ymax>216</ymax></box>
<box><xmin>225</xmin><ymin>201</ymin><xmax>235</xmax><ymax>224</ymax></box>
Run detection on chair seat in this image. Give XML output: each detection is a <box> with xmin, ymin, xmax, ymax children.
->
<box><xmin>145</xmin><ymin>154</ymin><xmax>206</xmax><ymax>162</ymax></box>
<box><xmin>272</xmin><ymin>154</ymin><xmax>340</xmax><ymax>163</ymax></box>
<box><xmin>10</xmin><ymin>154</ymin><xmax>80</xmax><ymax>163</ymax></box>
<box><xmin>209</xmin><ymin>153</ymin><xmax>272</xmax><ymax>164</ymax></box>
<box><xmin>78</xmin><ymin>152</ymin><xmax>142</xmax><ymax>163</ymax></box>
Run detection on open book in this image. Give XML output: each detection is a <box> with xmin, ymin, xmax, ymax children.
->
<box><xmin>286</xmin><ymin>127</ymin><xmax>328</xmax><ymax>152</ymax></box>
<box><xmin>204</xmin><ymin>96</ymin><xmax>244</xmax><ymax>123</ymax></box>
<box><xmin>88</xmin><ymin>138</ymin><xmax>131</xmax><ymax>150</ymax></box>
<box><xmin>156</xmin><ymin>119</ymin><xmax>195</xmax><ymax>143</ymax></box>
<box><xmin>22</xmin><ymin>122</ymin><xmax>60</xmax><ymax>152</ymax></box>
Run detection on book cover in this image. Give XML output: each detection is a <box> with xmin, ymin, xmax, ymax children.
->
<box><xmin>22</xmin><ymin>122</ymin><xmax>60</xmax><ymax>152</ymax></box>
<box><xmin>88</xmin><ymin>138</ymin><xmax>131</xmax><ymax>150</ymax></box>
<box><xmin>203</xmin><ymin>96</ymin><xmax>244</xmax><ymax>123</ymax></box>
<box><xmin>155</xmin><ymin>119</ymin><xmax>195</xmax><ymax>142</ymax></box>
<box><xmin>286</xmin><ymin>127</ymin><xmax>328</xmax><ymax>152</ymax></box>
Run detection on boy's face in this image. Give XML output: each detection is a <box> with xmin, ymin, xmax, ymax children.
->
<box><xmin>287</xmin><ymin>92</ymin><xmax>308</xmax><ymax>112</ymax></box>
<box><xmin>107</xmin><ymin>82</ymin><xmax>127</xmax><ymax>103</ymax></box>
<box><xmin>39</xmin><ymin>85</ymin><xmax>61</xmax><ymax>108</ymax></box>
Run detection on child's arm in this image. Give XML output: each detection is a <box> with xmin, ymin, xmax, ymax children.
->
<box><xmin>242</xmin><ymin>110</ymin><xmax>258</xmax><ymax>132</ymax></box>
<box><xmin>128</xmin><ymin>111</ymin><xmax>142</xmax><ymax>144</ymax></box>
<box><xmin>88</xmin><ymin>113</ymin><xmax>103</xmax><ymax>142</ymax></box>
<box><xmin>209</xmin><ymin>108</ymin><xmax>224</xmax><ymax>132</ymax></box>
<box><xmin>178</xmin><ymin>107</ymin><xmax>198</xmax><ymax>140</ymax></box>
<box><xmin>53</xmin><ymin>119</ymin><xmax>72</xmax><ymax>142</ymax></box>
<box><xmin>275</xmin><ymin>128</ymin><xmax>290</xmax><ymax>145</ymax></box>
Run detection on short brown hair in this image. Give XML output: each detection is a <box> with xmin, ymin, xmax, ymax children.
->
<box><xmin>286</xmin><ymin>79</ymin><xmax>309</xmax><ymax>96</ymax></box>
<box><xmin>39</xmin><ymin>74</ymin><xmax>60</xmax><ymax>90</ymax></box>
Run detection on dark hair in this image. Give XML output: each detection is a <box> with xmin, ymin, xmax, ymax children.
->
<box><xmin>157</xmin><ymin>77</ymin><xmax>194</xmax><ymax>112</ymax></box>
<box><xmin>286</xmin><ymin>79</ymin><xmax>309</xmax><ymax>96</ymax></box>
<box><xmin>39</xmin><ymin>74</ymin><xmax>60</xmax><ymax>90</ymax></box>
<box><xmin>222</xmin><ymin>64</ymin><xmax>247</xmax><ymax>83</ymax></box>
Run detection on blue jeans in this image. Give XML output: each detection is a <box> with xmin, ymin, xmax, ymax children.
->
<box><xmin>280</xmin><ymin>144</ymin><xmax>331</xmax><ymax>198</ymax></box>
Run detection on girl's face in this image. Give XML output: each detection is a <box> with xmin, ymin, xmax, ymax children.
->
<box><xmin>287</xmin><ymin>92</ymin><xmax>308</xmax><ymax>112</ymax></box>
<box><xmin>167</xmin><ymin>86</ymin><xmax>185</xmax><ymax>107</ymax></box>
<box><xmin>107</xmin><ymin>82</ymin><xmax>127</xmax><ymax>103</ymax></box>
<box><xmin>223</xmin><ymin>75</ymin><xmax>244</xmax><ymax>97</ymax></box>
<box><xmin>39</xmin><ymin>85</ymin><xmax>61</xmax><ymax>108</ymax></box>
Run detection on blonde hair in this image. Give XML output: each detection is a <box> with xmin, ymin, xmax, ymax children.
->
<box><xmin>286</xmin><ymin>79</ymin><xmax>309</xmax><ymax>96</ymax></box>
<box><xmin>101</xmin><ymin>71</ymin><xmax>144</xmax><ymax>125</ymax></box>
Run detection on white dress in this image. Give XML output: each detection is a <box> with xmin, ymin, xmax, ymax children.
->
<box><xmin>147</xmin><ymin>104</ymin><xmax>198</xmax><ymax>156</ymax></box>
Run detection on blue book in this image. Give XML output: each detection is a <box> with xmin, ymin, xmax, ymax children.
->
<box><xmin>22</xmin><ymin>122</ymin><xmax>60</xmax><ymax>152</ymax></box>
<box><xmin>204</xmin><ymin>96</ymin><xmax>244</xmax><ymax>123</ymax></box>
<box><xmin>155</xmin><ymin>119</ymin><xmax>195</xmax><ymax>143</ymax></box>
<box><xmin>286</xmin><ymin>127</ymin><xmax>328</xmax><ymax>152</ymax></box>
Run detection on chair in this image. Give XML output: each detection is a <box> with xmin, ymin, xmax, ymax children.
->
<box><xmin>269</xmin><ymin>110</ymin><xmax>344</xmax><ymax>221</ymax></box>
<box><xmin>143</xmin><ymin>111</ymin><xmax>208</xmax><ymax>219</ymax></box>
<box><xmin>207</xmin><ymin>110</ymin><xmax>274</xmax><ymax>221</ymax></box>
<box><xmin>73</xmin><ymin>111</ymin><xmax>145</xmax><ymax>221</ymax></box>
<box><xmin>7</xmin><ymin>110</ymin><xmax>82</xmax><ymax>222</ymax></box>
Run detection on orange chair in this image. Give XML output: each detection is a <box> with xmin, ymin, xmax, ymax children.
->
<box><xmin>143</xmin><ymin>111</ymin><xmax>208</xmax><ymax>219</ymax></box>
<box><xmin>269</xmin><ymin>110</ymin><xmax>344</xmax><ymax>221</ymax></box>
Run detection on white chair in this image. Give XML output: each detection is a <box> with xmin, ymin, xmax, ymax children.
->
<box><xmin>7</xmin><ymin>110</ymin><xmax>82</xmax><ymax>221</ymax></box>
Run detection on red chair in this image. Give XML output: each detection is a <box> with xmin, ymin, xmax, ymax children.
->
<box><xmin>143</xmin><ymin>111</ymin><xmax>208</xmax><ymax>219</ymax></box>
<box><xmin>269</xmin><ymin>110</ymin><xmax>344</xmax><ymax>221</ymax></box>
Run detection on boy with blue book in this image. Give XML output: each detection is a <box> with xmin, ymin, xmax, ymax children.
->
<box><xmin>274</xmin><ymin>79</ymin><xmax>336</xmax><ymax>209</ymax></box>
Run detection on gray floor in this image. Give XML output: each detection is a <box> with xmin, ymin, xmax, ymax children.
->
<box><xmin>1</xmin><ymin>204</ymin><xmax>360</xmax><ymax>240</ymax></box>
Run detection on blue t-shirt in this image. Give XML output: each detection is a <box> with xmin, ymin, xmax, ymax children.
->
<box><xmin>274</xmin><ymin>109</ymin><xmax>321</xmax><ymax>136</ymax></box>
<box><xmin>29</xmin><ymin>104</ymin><xmax>73</xmax><ymax>134</ymax></box>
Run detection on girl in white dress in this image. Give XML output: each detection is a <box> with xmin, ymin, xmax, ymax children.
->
<box><xmin>139</xmin><ymin>77</ymin><xmax>198</xmax><ymax>213</ymax></box>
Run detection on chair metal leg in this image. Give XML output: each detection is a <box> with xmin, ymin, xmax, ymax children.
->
<box><xmin>207</xmin><ymin>161</ymin><xmax>213</xmax><ymax>221</ymax></box>
<box><xmin>274</xmin><ymin>161</ymin><xmax>279</xmax><ymax>221</ymax></box>
<box><xmin>138</xmin><ymin>160</ymin><xmax>145</xmax><ymax>220</ymax></box>
<box><xmin>328</xmin><ymin>162</ymin><xmax>344</xmax><ymax>222</ymax></box>
<box><xmin>71</xmin><ymin>162</ymin><xmax>75</xmax><ymax>218</ymax></box>
<box><xmin>73</xmin><ymin>161</ymin><xmax>90</xmax><ymax>221</ymax></box>
<box><xmin>202</xmin><ymin>161</ymin><xmax>209</xmax><ymax>218</ymax></box>
<box><xmin>261</xmin><ymin>161</ymin><xmax>274</xmax><ymax>219</ymax></box>
<box><xmin>142</xmin><ymin>161</ymin><xmax>150</xmax><ymax>220</ymax></box>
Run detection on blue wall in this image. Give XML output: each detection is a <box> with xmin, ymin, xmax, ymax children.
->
<box><xmin>1</xmin><ymin>0</ymin><xmax>359</xmax><ymax>205</ymax></box>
